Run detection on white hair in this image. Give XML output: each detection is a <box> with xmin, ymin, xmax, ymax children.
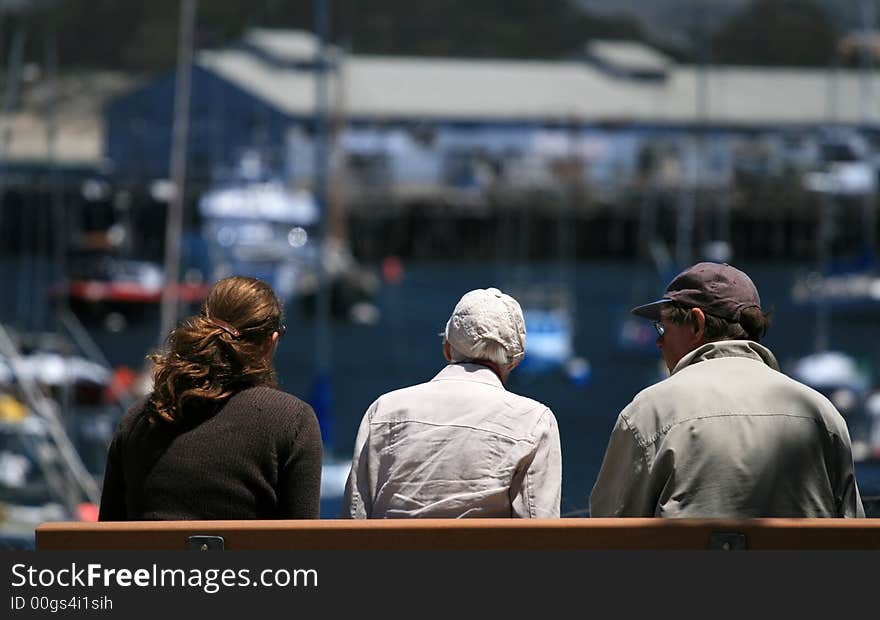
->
<box><xmin>446</xmin><ymin>339</ymin><xmax>515</xmax><ymax>369</ymax></box>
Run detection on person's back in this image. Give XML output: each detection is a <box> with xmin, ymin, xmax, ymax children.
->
<box><xmin>595</xmin><ymin>340</ymin><xmax>861</xmax><ymax>517</ymax></box>
<box><xmin>102</xmin><ymin>386</ymin><xmax>321</xmax><ymax>519</ymax></box>
<box><xmin>99</xmin><ymin>275</ymin><xmax>323</xmax><ymax>521</ymax></box>
<box><xmin>345</xmin><ymin>362</ymin><xmax>558</xmax><ymax>518</ymax></box>
<box><xmin>589</xmin><ymin>262</ymin><xmax>864</xmax><ymax>518</ymax></box>
<box><xmin>342</xmin><ymin>287</ymin><xmax>562</xmax><ymax>519</ymax></box>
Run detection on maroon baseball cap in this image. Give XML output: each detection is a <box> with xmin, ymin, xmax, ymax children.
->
<box><xmin>631</xmin><ymin>262</ymin><xmax>761</xmax><ymax>322</ymax></box>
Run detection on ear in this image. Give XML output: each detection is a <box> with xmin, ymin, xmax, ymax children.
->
<box><xmin>262</xmin><ymin>331</ymin><xmax>280</xmax><ymax>358</ymax></box>
<box><xmin>689</xmin><ymin>307</ymin><xmax>707</xmax><ymax>344</ymax></box>
<box><xmin>443</xmin><ymin>340</ymin><xmax>453</xmax><ymax>362</ymax></box>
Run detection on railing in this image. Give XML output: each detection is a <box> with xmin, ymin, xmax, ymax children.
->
<box><xmin>0</xmin><ymin>323</ymin><xmax>100</xmax><ymax>506</ymax></box>
<box><xmin>35</xmin><ymin>518</ymin><xmax>880</xmax><ymax>551</ymax></box>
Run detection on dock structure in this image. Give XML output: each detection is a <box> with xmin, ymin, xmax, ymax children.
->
<box><xmin>2</xmin><ymin>29</ymin><xmax>880</xmax><ymax>262</ymax></box>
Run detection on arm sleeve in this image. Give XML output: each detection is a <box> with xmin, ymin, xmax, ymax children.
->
<box><xmin>840</xmin><ymin>471</ymin><xmax>866</xmax><ymax>518</ymax></box>
<box><xmin>340</xmin><ymin>404</ymin><xmax>375</xmax><ymax>519</ymax></box>
<box><xmin>98</xmin><ymin>431</ymin><xmax>127</xmax><ymax>521</ymax></box>
<box><xmin>589</xmin><ymin>413</ymin><xmax>653</xmax><ymax>517</ymax></box>
<box><xmin>512</xmin><ymin>408</ymin><xmax>562</xmax><ymax>518</ymax></box>
<box><xmin>278</xmin><ymin>403</ymin><xmax>323</xmax><ymax>519</ymax></box>
<box><xmin>834</xmin><ymin>429</ymin><xmax>866</xmax><ymax>518</ymax></box>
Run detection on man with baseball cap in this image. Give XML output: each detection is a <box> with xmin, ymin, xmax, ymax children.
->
<box><xmin>590</xmin><ymin>262</ymin><xmax>864</xmax><ymax>518</ymax></box>
<box><xmin>342</xmin><ymin>287</ymin><xmax>561</xmax><ymax>518</ymax></box>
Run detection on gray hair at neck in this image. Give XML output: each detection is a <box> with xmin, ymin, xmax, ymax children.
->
<box><xmin>446</xmin><ymin>339</ymin><xmax>515</xmax><ymax>369</ymax></box>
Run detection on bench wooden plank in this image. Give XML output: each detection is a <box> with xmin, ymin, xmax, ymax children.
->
<box><xmin>34</xmin><ymin>518</ymin><xmax>880</xmax><ymax>550</ymax></box>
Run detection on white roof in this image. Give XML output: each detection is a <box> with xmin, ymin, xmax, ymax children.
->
<box><xmin>587</xmin><ymin>40</ymin><xmax>673</xmax><ymax>75</ymax></box>
<box><xmin>7</xmin><ymin>31</ymin><xmax>879</xmax><ymax>166</ymax></box>
<box><xmin>243</xmin><ymin>28</ymin><xmax>322</xmax><ymax>62</ymax></box>
<box><xmin>198</xmin><ymin>30</ymin><xmax>880</xmax><ymax>126</ymax></box>
<box><xmin>199</xmin><ymin>47</ymin><xmax>320</xmax><ymax>113</ymax></box>
<box><xmin>241</xmin><ymin>28</ymin><xmax>343</xmax><ymax>64</ymax></box>
<box><xmin>345</xmin><ymin>56</ymin><xmax>618</xmax><ymax>121</ymax></box>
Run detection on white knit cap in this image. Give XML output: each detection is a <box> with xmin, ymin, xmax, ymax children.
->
<box><xmin>444</xmin><ymin>288</ymin><xmax>526</xmax><ymax>363</ymax></box>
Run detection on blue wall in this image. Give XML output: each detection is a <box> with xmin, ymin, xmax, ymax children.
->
<box><xmin>105</xmin><ymin>64</ymin><xmax>294</xmax><ymax>182</ymax></box>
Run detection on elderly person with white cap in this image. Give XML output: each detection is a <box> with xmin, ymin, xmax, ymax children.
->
<box><xmin>590</xmin><ymin>262</ymin><xmax>864</xmax><ymax>518</ymax></box>
<box><xmin>341</xmin><ymin>287</ymin><xmax>561</xmax><ymax>518</ymax></box>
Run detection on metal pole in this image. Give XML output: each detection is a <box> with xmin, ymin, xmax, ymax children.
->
<box><xmin>859</xmin><ymin>0</ymin><xmax>878</xmax><ymax>258</ymax></box>
<box><xmin>312</xmin><ymin>0</ymin><xmax>334</xmax><ymax>449</ymax></box>
<box><xmin>815</xmin><ymin>192</ymin><xmax>833</xmax><ymax>353</ymax></box>
<box><xmin>0</xmin><ymin>25</ymin><xmax>25</xmax><ymax>172</ymax></box>
<box><xmin>2</xmin><ymin>26</ymin><xmax>26</xmax><ymax>321</ymax></box>
<box><xmin>859</xmin><ymin>0</ymin><xmax>876</xmax><ymax>126</ymax></box>
<box><xmin>46</xmin><ymin>26</ymin><xmax>68</xmax><ymax>319</ymax></box>
<box><xmin>159</xmin><ymin>0</ymin><xmax>197</xmax><ymax>344</ymax></box>
<box><xmin>691</xmin><ymin>3</ymin><xmax>709</xmax><ymax>266</ymax></box>
<box><xmin>676</xmin><ymin>178</ymin><xmax>695</xmax><ymax>269</ymax></box>
<box><xmin>0</xmin><ymin>24</ymin><xmax>35</xmax><ymax>331</ymax></box>
<box><xmin>46</xmin><ymin>30</ymin><xmax>79</xmax><ymax>462</ymax></box>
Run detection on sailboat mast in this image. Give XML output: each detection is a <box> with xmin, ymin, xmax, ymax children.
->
<box><xmin>679</xmin><ymin>5</ymin><xmax>710</xmax><ymax>270</ymax></box>
<box><xmin>1</xmin><ymin>24</ymin><xmax>28</xmax><ymax>326</ymax></box>
<box><xmin>858</xmin><ymin>0</ymin><xmax>877</xmax><ymax>261</ymax></box>
<box><xmin>311</xmin><ymin>0</ymin><xmax>334</xmax><ymax>446</ymax></box>
<box><xmin>815</xmin><ymin>193</ymin><xmax>832</xmax><ymax>353</ymax></box>
<box><xmin>159</xmin><ymin>0</ymin><xmax>197</xmax><ymax>344</ymax></box>
<box><xmin>45</xmin><ymin>25</ymin><xmax>68</xmax><ymax>322</ymax></box>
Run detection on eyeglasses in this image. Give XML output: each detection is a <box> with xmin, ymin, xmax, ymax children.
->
<box><xmin>652</xmin><ymin>321</ymin><xmax>665</xmax><ymax>337</ymax></box>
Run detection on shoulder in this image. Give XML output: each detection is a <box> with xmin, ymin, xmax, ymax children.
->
<box><xmin>504</xmin><ymin>387</ymin><xmax>554</xmax><ymax>417</ymax></box>
<box><xmin>367</xmin><ymin>380</ymin><xmax>432</xmax><ymax>411</ymax></box>
<box><xmin>616</xmin><ymin>373</ymin><xmax>687</xmax><ymax>436</ymax></box>
<box><xmin>115</xmin><ymin>396</ymin><xmax>152</xmax><ymax>435</ymax></box>
<box><xmin>373</xmin><ymin>379</ymin><xmax>550</xmax><ymax>414</ymax></box>
<box><xmin>625</xmin><ymin>375</ymin><xmax>678</xmax><ymax>413</ymax></box>
<box><xmin>106</xmin><ymin>396</ymin><xmax>159</xmax><ymax>453</ymax></box>
<box><xmin>775</xmin><ymin>374</ymin><xmax>850</xmax><ymax>430</ymax></box>
<box><xmin>227</xmin><ymin>386</ymin><xmax>315</xmax><ymax>419</ymax></box>
<box><xmin>224</xmin><ymin>387</ymin><xmax>320</xmax><ymax>447</ymax></box>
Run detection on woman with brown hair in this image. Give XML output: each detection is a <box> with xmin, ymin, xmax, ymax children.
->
<box><xmin>98</xmin><ymin>276</ymin><xmax>322</xmax><ymax>520</ymax></box>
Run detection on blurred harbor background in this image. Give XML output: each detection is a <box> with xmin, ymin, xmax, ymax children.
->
<box><xmin>3</xmin><ymin>0</ymin><xmax>880</xmax><ymax>545</ymax></box>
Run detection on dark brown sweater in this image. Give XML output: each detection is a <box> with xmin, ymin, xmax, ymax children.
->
<box><xmin>98</xmin><ymin>386</ymin><xmax>322</xmax><ymax>520</ymax></box>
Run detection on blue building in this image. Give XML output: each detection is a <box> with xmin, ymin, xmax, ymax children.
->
<box><xmin>105</xmin><ymin>29</ymin><xmax>880</xmax><ymax>209</ymax></box>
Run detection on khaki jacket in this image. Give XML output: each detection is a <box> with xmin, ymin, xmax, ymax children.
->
<box><xmin>590</xmin><ymin>340</ymin><xmax>865</xmax><ymax>518</ymax></box>
<box><xmin>342</xmin><ymin>363</ymin><xmax>561</xmax><ymax>518</ymax></box>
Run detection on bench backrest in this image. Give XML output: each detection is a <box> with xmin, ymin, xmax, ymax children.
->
<box><xmin>35</xmin><ymin>518</ymin><xmax>880</xmax><ymax>550</ymax></box>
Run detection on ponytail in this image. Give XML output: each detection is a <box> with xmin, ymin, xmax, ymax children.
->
<box><xmin>147</xmin><ymin>277</ymin><xmax>282</xmax><ymax>424</ymax></box>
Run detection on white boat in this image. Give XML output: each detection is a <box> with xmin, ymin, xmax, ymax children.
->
<box><xmin>199</xmin><ymin>178</ymin><xmax>321</xmax><ymax>303</ymax></box>
<box><xmin>790</xmin><ymin>266</ymin><xmax>880</xmax><ymax>314</ymax></box>
<box><xmin>790</xmin><ymin>350</ymin><xmax>877</xmax><ymax>462</ymax></box>
<box><xmin>796</xmin><ymin>126</ymin><xmax>880</xmax><ymax>315</ymax></box>
<box><xmin>507</xmin><ymin>286</ymin><xmax>590</xmax><ymax>385</ymax></box>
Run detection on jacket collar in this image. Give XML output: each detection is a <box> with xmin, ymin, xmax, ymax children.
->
<box><xmin>671</xmin><ymin>340</ymin><xmax>780</xmax><ymax>376</ymax></box>
<box><xmin>431</xmin><ymin>362</ymin><xmax>505</xmax><ymax>389</ymax></box>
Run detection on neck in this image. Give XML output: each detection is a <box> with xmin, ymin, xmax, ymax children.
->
<box><xmin>457</xmin><ymin>360</ymin><xmax>506</xmax><ymax>384</ymax></box>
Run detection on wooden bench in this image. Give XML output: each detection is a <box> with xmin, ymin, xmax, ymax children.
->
<box><xmin>35</xmin><ymin>518</ymin><xmax>880</xmax><ymax>550</ymax></box>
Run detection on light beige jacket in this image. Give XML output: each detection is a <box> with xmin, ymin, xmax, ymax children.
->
<box><xmin>342</xmin><ymin>363</ymin><xmax>562</xmax><ymax>518</ymax></box>
<box><xmin>590</xmin><ymin>340</ymin><xmax>865</xmax><ymax>518</ymax></box>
